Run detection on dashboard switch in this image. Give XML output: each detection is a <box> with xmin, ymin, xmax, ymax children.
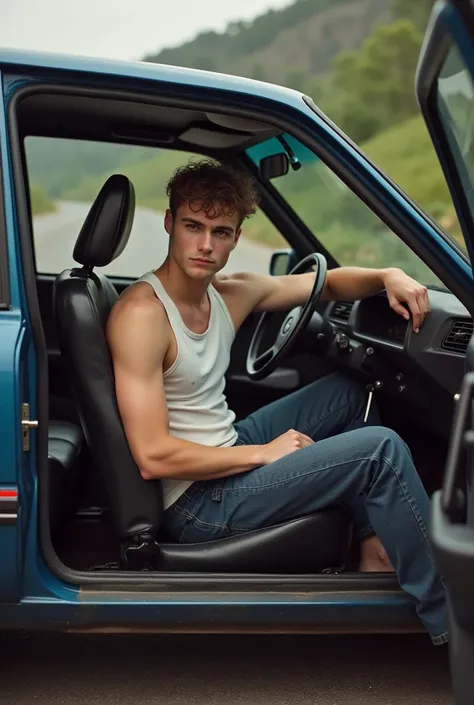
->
<box><xmin>335</xmin><ymin>332</ymin><xmax>350</xmax><ymax>351</ymax></box>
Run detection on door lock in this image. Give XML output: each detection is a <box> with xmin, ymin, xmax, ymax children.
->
<box><xmin>21</xmin><ymin>403</ymin><xmax>38</xmax><ymax>451</ymax></box>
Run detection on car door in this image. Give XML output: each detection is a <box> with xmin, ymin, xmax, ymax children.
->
<box><xmin>0</xmin><ymin>70</ymin><xmax>37</xmax><ymax>603</ymax></box>
<box><xmin>416</xmin><ymin>1</ymin><xmax>474</xmax><ymax>701</ymax></box>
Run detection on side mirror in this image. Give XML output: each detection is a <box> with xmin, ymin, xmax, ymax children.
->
<box><xmin>270</xmin><ymin>249</ymin><xmax>298</xmax><ymax>276</ymax></box>
<box><xmin>260</xmin><ymin>153</ymin><xmax>289</xmax><ymax>180</ymax></box>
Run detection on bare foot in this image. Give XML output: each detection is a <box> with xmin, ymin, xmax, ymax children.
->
<box><xmin>359</xmin><ymin>535</ymin><xmax>395</xmax><ymax>573</ymax></box>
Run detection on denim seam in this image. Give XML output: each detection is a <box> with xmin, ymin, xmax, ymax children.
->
<box><xmin>189</xmin><ymin>515</ymin><xmax>231</xmax><ymax>530</ymax></box>
<box><xmin>220</xmin><ymin>454</ymin><xmax>379</xmax><ymax>492</ymax></box>
<box><xmin>381</xmin><ymin>455</ymin><xmax>434</xmax><ymax>557</ymax></box>
<box><xmin>172</xmin><ymin>502</ymin><xmax>230</xmax><ymax>530</ymax></box>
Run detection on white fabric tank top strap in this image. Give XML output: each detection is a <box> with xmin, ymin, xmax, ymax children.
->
<box><xmin>139</xmin><ymin>271</ymin><xmax>214</xmax><ymax>340</ymax></box>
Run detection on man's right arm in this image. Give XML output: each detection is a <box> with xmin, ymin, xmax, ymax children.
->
<box><xmin>108</xmin><ymin>300</ymin><xmax>311</xmax><ymax>481</ymax></box>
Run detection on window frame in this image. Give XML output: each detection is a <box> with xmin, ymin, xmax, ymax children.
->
<box><xmin>416</xmin><ymin>0</ymin><xmax>474</xmax><ymax>269</ymax></box>
<box><xmin>0</xmin><ymin>73</ymin><xmax>10</xmax><ymax>310</ymax></box>
<box><xmin>0</xmin><ymin>162</ymin><xmax>10</xmax><ymax>309</ymax></box>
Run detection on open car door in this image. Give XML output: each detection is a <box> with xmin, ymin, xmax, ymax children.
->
<box><xmin>417</xmin><ymin>1</ymin><xmax>474</xmax><ymax>702</ymax></box>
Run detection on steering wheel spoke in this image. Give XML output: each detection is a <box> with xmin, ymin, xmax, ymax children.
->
<box><xmin>254</xmin><ymin>346</ymin><xmax>277</xmax><ymax>372</ymax></box>
<box><xmin>246</xmin><ymin>253</ymin><xmax>328</xmax><ymax>381</ymax></box>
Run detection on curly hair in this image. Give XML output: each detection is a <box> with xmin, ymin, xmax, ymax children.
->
<box><xmin>166</xmin><ymin>158</ymin><xmax>259</xmax><ymax>224</ymax></box>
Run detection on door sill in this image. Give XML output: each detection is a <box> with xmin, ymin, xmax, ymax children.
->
<box><xmin>50</xmin><ymin>550</ymin><xmax>401</xmax><ymax>591</ymax></box>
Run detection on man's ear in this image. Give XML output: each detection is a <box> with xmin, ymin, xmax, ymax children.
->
<box><xmin>164</xmin><ymin>209</ymin><xmax>173</xmax><ymax>236</ymax></box>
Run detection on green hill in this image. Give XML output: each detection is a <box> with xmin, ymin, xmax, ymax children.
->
<box><xmin>145</xmin><ymin>0</ymin><xmax>390</xmax><ymax>84</ymax></box>
<box><xmin>27</xmin><ymin>0</ymin><xmax>453</xmax><ymax>260</ymax></box>
<box><xmin>362</xmin><ymin>115</ymin><xmax>462</xmax><ymax>247</ymax></box>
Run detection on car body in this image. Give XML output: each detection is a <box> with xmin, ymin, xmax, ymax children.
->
<box><xmin>1</xmin><ymin>2</ymin><xmax>474</xmax><ymax>698</ymax></box>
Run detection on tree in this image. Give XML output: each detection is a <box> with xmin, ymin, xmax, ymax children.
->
<box><xmin>328</xmin><ymin>19</ymin><xmax>424</xmax><ymax>141</ymax></box>
<box><xmin>252</xmin><ymin>64</ymin><xmax>268</xmax><ymax>82</ymax></box>
<box><xmin>391</xmin><ymin>0</ymin><xmax>435</xmax><ymax>30</ymax></box>
<box><xmin>284</xmin><ymin>68</ymin><xmax>312</xmax><ymax>93</ymax></box>
<box><xmin>192</xmin><ymin>56</ymin><xmax>216</xmax><ymax>72</ymax></box>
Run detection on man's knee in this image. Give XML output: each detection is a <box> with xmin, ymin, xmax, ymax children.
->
<box><xmin>355</xmin><ymin>425</ymin><xmax>412</xmax><ymax>468</ymax></box>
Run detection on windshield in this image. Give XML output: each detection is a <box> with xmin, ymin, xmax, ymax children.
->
<box><xmin>246</xmin><ymin>134</ymin><xmax>446</xmax><ymax>290</ymax></box>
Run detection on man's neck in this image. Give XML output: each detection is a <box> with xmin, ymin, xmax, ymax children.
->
<box><xmin>154</xmin><ymin>257</ymin><xmax>211</xmax><ymax>307</ymax></box>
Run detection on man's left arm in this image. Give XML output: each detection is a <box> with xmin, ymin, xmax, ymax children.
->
<box><xmin>251</xmin><ymin>266</ymin><xmax>431</xmax><ymax>332</ymax></box>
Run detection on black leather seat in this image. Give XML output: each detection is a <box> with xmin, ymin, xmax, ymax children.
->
<box><xmin>53</xmin><ymin>174</ymin><xmax>353</xmax><ymax>572</ymax></box>
<box><xmin>48</xmin><ymin>421</ymin><xmax>83</xmax><ymax>535</ymax></box>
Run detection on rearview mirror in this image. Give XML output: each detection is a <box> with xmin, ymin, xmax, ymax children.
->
<box><xmin>260</xmin><ymin>153</ymin><xmax>289</xmax><ymax>180</ymax></box>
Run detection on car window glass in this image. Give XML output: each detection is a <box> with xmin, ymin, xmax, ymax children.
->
<box><xmin>25</xmin><ymin>136</ymin><xmax>285</xmax><ymax>278</ymax></box>
<box><xmin>247</xmin><ymin>133</ymin><xmax>448</xmax><ymax>290</ymax></box>
<box><xmin>435</xmin><ymin>43</ymin><xmax>474</xmax><ymax>242</ymax></box>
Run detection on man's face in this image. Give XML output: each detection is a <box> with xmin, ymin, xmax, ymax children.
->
<box><xmin>164</xmin><ymin>201</ymin><xmax>242</xmax><ymax>279</ymax></box>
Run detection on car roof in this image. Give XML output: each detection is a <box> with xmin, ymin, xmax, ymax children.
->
<box><xmin>0</xmin><ymin>47</ymin><xmax>304</xmax><ymax>108</ymax></box>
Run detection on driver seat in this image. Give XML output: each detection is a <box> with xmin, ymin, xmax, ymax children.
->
<box><xmin>53</xmin><ymin>174</ymin><xmax>353</xmax><ymax>572</ymax></box>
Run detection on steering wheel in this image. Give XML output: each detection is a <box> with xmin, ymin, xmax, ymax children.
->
<box><xmin>246</xmin><ymin>252</ymin><xmax>328</xmax><ymax>381</ymax></box>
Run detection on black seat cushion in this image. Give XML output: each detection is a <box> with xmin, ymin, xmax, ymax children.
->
<box><xmin>158</xmin><ymin>509</ymin><xmax>352</xmax><ymax>573</ymax></box>
<box><xmin>48</xmin><ymin>421</ymin><xmax>83</xmax><ymax>535</ymax></box>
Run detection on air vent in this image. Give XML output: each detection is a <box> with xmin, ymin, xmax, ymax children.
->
<box><xmin>442</xmin><ymin>318</ymin><xmax>474</xmax><ymax>354</ymax></box>
<box><xmin>330</xmin><ymin>301</ymin><xmax>354</xmax><ymax>322</ymax></box>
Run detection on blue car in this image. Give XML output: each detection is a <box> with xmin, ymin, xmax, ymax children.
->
<box><xmin>0</xmin><ymin>0</ymin><xmax>473</xmax><ymax>699</ymax></box>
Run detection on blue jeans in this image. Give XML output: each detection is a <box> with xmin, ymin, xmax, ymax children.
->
<box><xmin>163</xmin><ymin>372</ymin><xmax>448</xmax><ymax>644</ymax></box>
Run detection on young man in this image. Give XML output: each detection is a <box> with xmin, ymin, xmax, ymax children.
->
<box><xmin>106</xmin><ymin>159</ymin><xmax>447</xmax><ymax>645</ymax></box>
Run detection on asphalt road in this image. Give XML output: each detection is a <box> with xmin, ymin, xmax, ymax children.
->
<box><xmin>33</xmin><ymin>201</ymin><xmax>274</xmax><ymax>277</ymax></box>
<box><xmin>0</xmin><ymin>632</ymin><xmax>453</xmax><ymax>704</ymax></box>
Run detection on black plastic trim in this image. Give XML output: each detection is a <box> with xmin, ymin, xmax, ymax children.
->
<box><xmin>8</xmin><ymin>77</ymin><xmax>468</xmax><ymax>588</ymax></box>
<box><xmin>0</xmin><ymin>76</ymin><xmax>10</xmax><ymax>309</ymax></box>
<box><xmin>78</xmin><ymin>572</ymin><xmax>402</xmax><ymax>592</ymax></box>
<box><xmin>448</xmin><ymin>0</ymin><xmax>474</xmax><ymax>40</ymax></box>
<box><xmin>0</xmin><ymin>496</ymin><xmax>18</xmax><ymax>525</ymax></box>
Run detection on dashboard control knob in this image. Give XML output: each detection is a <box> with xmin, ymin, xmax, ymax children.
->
<box><xmin>335</xmin><ymin>332</ymin><xmax>350</xmax><ymax>351</ymax></box>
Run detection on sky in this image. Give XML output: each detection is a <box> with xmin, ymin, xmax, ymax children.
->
<box><xmin>1</xmin><ymin>0</ymin><xmax>292</xmax><ymax>62</ymax></box>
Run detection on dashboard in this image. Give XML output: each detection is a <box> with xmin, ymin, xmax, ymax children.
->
<box><xmin>310</xmin><ymin>290</ymin><xmax>474</xmax><ymax>438</ymax></box>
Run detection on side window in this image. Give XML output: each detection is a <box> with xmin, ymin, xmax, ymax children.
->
<box><xmin>247</xmin><ymin>134</ymin><xmax>449</xmax><ymax>289</ymax></box>
<box><xmin>25</xmin><ymin>137</ymin><xmax>285</xmax><ymax>278</ymax></box>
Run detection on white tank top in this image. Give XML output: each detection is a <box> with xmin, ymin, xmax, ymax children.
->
<box><xmin>137</xmin><ymin>271</ymin><xmax>238</xmax><ymax>509</ymax></box>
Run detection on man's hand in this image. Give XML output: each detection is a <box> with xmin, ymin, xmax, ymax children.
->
<box><xmin>261</xmin><ymin>429</ymin><xmax>314</xmax><ymax>465</ymax></box>
<box><xmin>383</xmin><ymin>268</ymin><xmax>431</xmax><ymax>333</ymax></box>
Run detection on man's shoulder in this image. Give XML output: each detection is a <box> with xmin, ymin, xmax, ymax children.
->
<box><xmin>212</xmin><ymin>272</ymin><xmax>274</xmax><ymax>325</ymax></box>
<box><xmin>107</xmin><ymin>283</ymin><xmax>169</xmax><ymax>338</ymax></box>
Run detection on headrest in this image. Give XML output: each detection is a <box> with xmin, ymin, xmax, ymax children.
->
<box><xmin>73</xmin><ymin>174</ymin><xmax>135</xmax><ymax>268</ymax></box>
